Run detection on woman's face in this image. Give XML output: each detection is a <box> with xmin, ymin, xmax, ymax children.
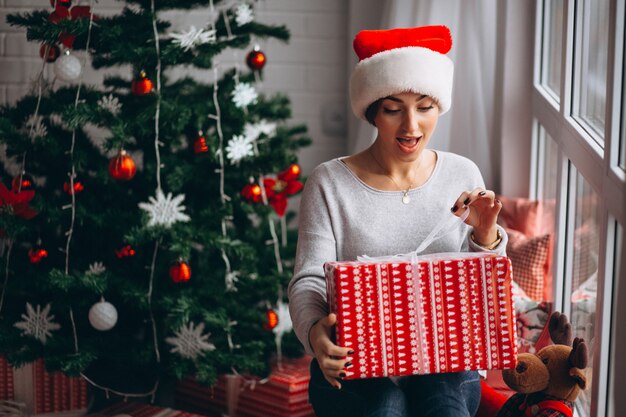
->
<box><xmin>373</xmin><ymin>92</ymin><xmax>439</xmax><ymax>160</ymax></box>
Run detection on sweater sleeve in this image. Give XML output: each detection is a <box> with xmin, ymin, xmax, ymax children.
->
<box><xmin>460</xmin><ymin>157</ymin><xmax>508</xmax><ymax>256</ymax></box>
<box><xmin>288</xmin><ymin>165</ymin><xmax>337</xmax><ymax>356</ymax></box>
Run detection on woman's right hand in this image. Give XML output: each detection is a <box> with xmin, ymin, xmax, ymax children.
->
<box><xmin>309</xmin><ymin>313</ymin><xmax>353</xmax><ymax>389</ymax></box>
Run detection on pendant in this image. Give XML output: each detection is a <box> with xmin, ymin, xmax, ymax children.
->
<box><xmin>402</xmin><ymin>191</ymin><xmax>411</xmax><ymax>204</ymax></box>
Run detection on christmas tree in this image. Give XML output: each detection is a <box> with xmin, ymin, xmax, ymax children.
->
<box><xmin>0</xmin><ymin>0</ymin><xmax>309</xmax><ymax>398</ymax></box>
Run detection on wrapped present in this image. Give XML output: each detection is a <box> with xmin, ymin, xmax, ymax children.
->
<box><xmin>175</xmin><ymin>356</ymin><xmax>314</xmax><ymax>417</ymax></box>
<box><xmin>93</xmin><ymin>401</ymin><xmax>205</xmax><ymax>417</ymax></box>
<box><xmin>0</xmin><ymin>356</ymin><xmax>88</xmax><ymax>416</ymax></box>
<box><xmin>325</xmin><ymin>252</ymin><xmax>517</xmax><ymax>380</ymax></box>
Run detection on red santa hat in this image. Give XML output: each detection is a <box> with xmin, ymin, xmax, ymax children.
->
<box><xmin>349</xmin><ymin>25</ymin><xmax>454</xmax><ymax>120</ymax></box>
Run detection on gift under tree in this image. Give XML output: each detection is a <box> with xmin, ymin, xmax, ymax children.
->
<box><xmin>0</xmin><ymin>0</ymin><xmax>309</xmax><ymax>401</ymax></box>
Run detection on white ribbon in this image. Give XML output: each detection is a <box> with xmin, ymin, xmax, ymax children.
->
<box><xmin>357</xmin><ymin>208</ymin><xmax>471</xmax><ymax>263</ymax></box>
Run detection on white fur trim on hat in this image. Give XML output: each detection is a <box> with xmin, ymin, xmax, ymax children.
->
<box><xmin>350</xmin><ymin>46</ymin><xmax>454</xmax><ymax>121</ymax></box>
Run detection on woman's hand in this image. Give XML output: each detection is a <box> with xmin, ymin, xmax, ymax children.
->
<box><xmin>451</xmin><ymin>187</ymin><xmax>502</xmax><ymax>245</ymax></box>
<box><xmin>309</xmin><ymin>313</ymin><xmax>353</xmax><ymax>389</ymax></box>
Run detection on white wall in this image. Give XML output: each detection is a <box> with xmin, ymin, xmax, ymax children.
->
<box><xmin>0</xmin><ymin>0</ymin><xmax>349</xmax><ymax>176</ymax></box>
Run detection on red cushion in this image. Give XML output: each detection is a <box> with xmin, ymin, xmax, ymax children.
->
<box><xmin>506</xmin><ymin>228</ymin><xmax>551</xmax><ymax>300</ymax></box>
<box><xmin>477</xmin><ymin>380</ymin><xmax>509</xmax><ymax>417</ymax></box>
<box><xmin>497</xmin><ymin>196</ymin><xmax>541</xmax><ymax>237</ymax></box>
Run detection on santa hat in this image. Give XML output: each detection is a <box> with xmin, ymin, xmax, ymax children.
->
<box><xmin>349</xmin><ymin>25</ymin><xmax>454</xmax><ymax>121</ymax></box>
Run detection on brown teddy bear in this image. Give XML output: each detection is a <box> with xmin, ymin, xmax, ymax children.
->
<box><xmin>496</xmin><ymin>312</ymin><xmax>588</xmax><ymax>417</ymax></box>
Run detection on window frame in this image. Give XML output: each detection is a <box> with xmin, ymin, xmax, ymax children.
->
<box><xmin>531</xmin><ymin>0</ymin><xmax>625</xmax><ymax>416</ymax></box>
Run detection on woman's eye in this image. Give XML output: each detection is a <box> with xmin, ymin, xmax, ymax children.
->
<box><xmin>418</xmin><ymin>105</ymin><xmax>434</xmax><ymax>112</ymax></box>
<box><xmin>383</xmin><ymin>108</ymin><xmax>401</xmax><ymax>114</ymax></box>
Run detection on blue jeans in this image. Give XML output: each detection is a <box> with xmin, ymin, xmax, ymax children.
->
<box><xmin>308</xmin><ymin>359</ymin><xmax>481</xmax><ymax>417</ymax></box>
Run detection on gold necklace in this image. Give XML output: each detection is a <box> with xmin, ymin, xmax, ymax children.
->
<box><xmin>368</xmin><ymin>147</ymin><xmax>419</xmax><ymax>204</ymax></box>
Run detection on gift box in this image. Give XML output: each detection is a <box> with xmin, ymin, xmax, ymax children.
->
<box><xmin>0</xmin><ymin>356</ymin><xmax>88</xmax><ymax>415</ymax></box>
<box><xmin>175</xmin><ymin>356</ymin><xmax>314</xmax><ymax>417</ymax></box>
<box><xmin>93</xmin><ymin>401</ymin><xmax>205</xmax><ymax>417</ymax></box>
<box><xmin>325</xmin><ymin>252</ymin><xmax>517</xmax><ymax>380</ymax></box>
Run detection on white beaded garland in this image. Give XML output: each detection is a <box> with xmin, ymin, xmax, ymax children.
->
<box><xmin>54</xmin><ymin>51</ymin><xmax>82</xmax><ymax>82</ymax></box>
<box><xmin>88</xmin><ymin>298</ymin><xmax>118</xmax><ymax>331</ymax></box>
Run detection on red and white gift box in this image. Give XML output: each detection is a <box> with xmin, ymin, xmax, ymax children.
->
<box><xmin>325</xmin><ymin>252</ymin><xmax>517</xmax><ymax>380</ymax></box>
<box><xmin>175</xmin><ymin>356</ymin><xmax>314</xmax><ymax>417</ymax></box>
<box><xmin>0</xmin><ymin>356</ymin><xmax>88</xmax><ymax>416</ymax></box>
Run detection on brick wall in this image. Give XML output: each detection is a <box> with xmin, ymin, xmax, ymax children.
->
<box><xmin>0</xmin><ymin>0</ymin><xmax>349</xmax><ymax>175</ymax></box>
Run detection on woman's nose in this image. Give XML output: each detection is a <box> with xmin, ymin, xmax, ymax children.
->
<box><xmin>402</xmin><ymin>109</ymin><xmax>420</xmax><ymax>135</ymax></box>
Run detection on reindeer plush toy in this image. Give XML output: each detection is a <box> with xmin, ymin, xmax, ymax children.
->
<box><xmin>497</xmin><ymin>312</ymin><xmax>588</xmax><ymax>417</ymax></box>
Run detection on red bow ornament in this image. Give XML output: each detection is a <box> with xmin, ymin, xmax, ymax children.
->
<box><xmin>0</xmin><ymin>182</ymin><xmax>37</xmax><ymax>220</ymax></box>
<box><xmin>48</xmin><ymin>5</ymin><xmax>98</xmax><ymax>49</ymax></box>
<box><xmin>241</xmin><ymin>164</ymin><xmax>303</xmax><ymax>217</ymax></box>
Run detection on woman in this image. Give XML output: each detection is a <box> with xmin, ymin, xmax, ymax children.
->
<box><xmin>288</xmin><ymin>25</ymin><xmax>508</xmax><ymax>417</ymax></box>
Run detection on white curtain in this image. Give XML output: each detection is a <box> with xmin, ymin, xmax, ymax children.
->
<box><xmin>349</xmin><ymin>0</ymin><xmax>498</xmax><ymax>189</ymax></box>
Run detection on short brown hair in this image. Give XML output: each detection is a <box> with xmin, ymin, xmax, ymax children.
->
<box><xmin>365</xmin><ymin>99</ymin><xmax>383</xmax><ymax>126</ymax></box>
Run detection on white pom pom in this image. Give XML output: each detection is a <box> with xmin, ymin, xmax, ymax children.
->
<box><xmin>88</xmin><ymin>298</ymin><xmax>118</xmax><ymax>331</ymax></box>
<box><xmin>54</xmin><ymin>51</ymin><xmax>82</xmax><ymax>82</ymax></box>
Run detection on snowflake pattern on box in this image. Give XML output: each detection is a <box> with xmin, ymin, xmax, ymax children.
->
<box><xmin>14</xmin><ymin>303</ymin><xmax>61</xmax><ymax>344</ymax></box>
<box><xmin>170</xmin><ymin>26</ymin><xmax>216</xmax><ymax>51</ymax></box>
<box><xmin>234</xmin><ymin>3</ymin><xmax>254</xmax><ymax>26</ymax></box>
<box><xmin>97</xmin><ymin>94</ymin><xmax>121</xmax><ymax>115</ymax></box>
<box><xmin>225</xmin><ymin>135</ymin><xmax>253</xmax><ymax>164</ymax></box>
<box><xmin>166</xmin><ymin>321</ymin><xmax>216</xmax><ymax>360</ymax></box>
<box><xmin>139</xmin><ymin>189</ymin><xmax>191</xmax><ymax>228</ymax></box>
<box><xmin>232</xmin><ymin>82</ymin><xmax>258</xmax><ymax>108</ymax></box>
<box><xmin>325</xmin><ymin>254</ymin><xmax>517</xmax><ymax>379</ymax></box>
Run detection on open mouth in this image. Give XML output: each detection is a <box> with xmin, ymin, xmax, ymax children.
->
<box><xmin>396</xmin><ymin>136</ymin><xmax>421</xmax><ymax>152</ymax></box>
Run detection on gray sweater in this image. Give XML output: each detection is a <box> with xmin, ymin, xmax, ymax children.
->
<box><xmin>288</xmin><ymin>150</ymin><xmax>508</xmax><ymax>355</ymax></box>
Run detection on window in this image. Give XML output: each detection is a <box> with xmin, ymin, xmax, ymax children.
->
<box><xmin>533</xmin><ymin>1</ymin><xmax>625</xmax><ymax>416</ymax></box>
<box><xmin>568</xmin><ymin>170</ymin><xmax>600</xmax><ymax>415</ymax></box>
<box><xmin>572</xmin><ymin>0</ymin><xmax>610</xmax><ymax>143</ymax></box>
<box><xmin>540</xmin><ymin>0</ymin><xmax>564</xmax><ymax>100</ymax></box>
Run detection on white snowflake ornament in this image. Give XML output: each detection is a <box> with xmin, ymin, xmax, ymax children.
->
<box><xmin>86</xmin><ymin>261</ymin><xmax>106</xmax><ymax>275</ymax></box>
<box><xmin>170</xmin><ymin>26</ymin><xmax>216</xmax><ymax>51</ymax></box>
<box><xmin>232</xmin><ymin>82</ymin><xmax>258</xmax><ymax>108</ymax></box>
<box><xmin>23</xmin><ymin>115</ymin><xmax>47</xmax><ymax>140</ymax></box>
<box><xmin>14</xmin><ymin>303</ymin><xmax>61</xmax><ymax>344</ymax></box>
<box><xmin>243</xmin><ymin>120</ymin><xmax>277</xmax><ymax>142</ymax></box>
<box><xmin>97</xmin><ymin>94</ymin><xmax>122</xmax><ymax>115</ymax></box>
<box><xmin>225</xmin><ymin>135</ymin><xmax>253</xmax><ymax>164</ymax></box>
<box><xmin>166</xmin><ymin>321</ymin><xmax>216</xmax><ymax>360</ymax></box>
<box><xmin>234</xmin><ymin>3</ymin><xmax>254</xmax><ymax>26</ymax></box>
<box><xmin>139</xmin><ymin>189</ymin><xmax>191</xmax><ymax>228</ymax></box>
<box><xmin>272</xmin><ymin>300</ymin><xmax>292</xmax><ymax>338</ymax></box>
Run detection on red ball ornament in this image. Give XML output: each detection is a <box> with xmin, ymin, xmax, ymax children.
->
<box><xmin>50</xmin><ymin>0</ymin><xmax>71</xmax><ymax>8</ymax></box>
<box><xmin>39</xmin><ymin>44</ymin><xmax>61</xmax><ymax>63</ymax></box>
<box><xmin>170</xmin><ymin>261</ymin><xmax>191</xmax><ymax>283</ymax></box>
<box><xmin>193</xmin><ymin>133</ymin><xmax>209</xmax><ymax>154</ymax></box>
<box><xmin>264</xmin><ymin>308</ymin><xmax>279</xmax><ymax>330</ymax></box>
<box><xmin>131</xmin><ymin>71</ymin><xmax>153</xmax><ymax>96</ymax></box>
<box><xmin>28</xmin><ymin>247</ymin><xmax>48</xmax><ymax>264</ymax></box>
<box><xmin>12</xmin><ymin>173</ymin><xmax>34</xmax><ymax>192</ymax></box>
<box><xmin>63</xmin><ymin>181</ymin><xmax>84</xmax><ymax>195</ymax></box>
<box><xmin>115</xmin><ymin>245</ymin><xmax>136</xmax><ymax>258</ymax></box>
<box><xmin>108</xmin><ymin>150</ymin><xmax>136</xmax><ymax>181</ymax></box>
<box><xmin>246</xmin><ymin>47</ymin><xmax>266</xmax><ymax>71</ymax></box>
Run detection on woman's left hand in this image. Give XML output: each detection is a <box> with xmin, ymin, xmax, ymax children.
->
<box><xmin>451</xmin><ymin>187</ymin><xmax>502</xmax><ymax>245</ymax></box>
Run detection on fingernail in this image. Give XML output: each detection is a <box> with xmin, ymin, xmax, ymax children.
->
<box><xmin>345</xmin><ymin>362</ymin><xmax>352</xmax><ymax>368</ymax></box>
<box><xmin>339</xmin><ymin>372</ymin><xmax>346</xmax><ymax>378</ymax></box>
<box><xmin>479</xmin><ymin>191</ymin><xmax>486</xmax><ymax>196</ymax></box>
<box><xmin>451</xmin><ymin>205</ymin><xmax>458</xmax><ymax>213</ymax></box>
<box><xmin>348</xmin><ymin>350</ymin><xmax>354</xmax><ymax>355</ymax></box>
<box><xmin>463</xmin><ymin>197</ymin><xmax>471</xmax><ymax>205</ymax></box>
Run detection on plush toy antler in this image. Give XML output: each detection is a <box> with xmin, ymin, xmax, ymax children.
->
<box><xmin>497</xmin><ymin>312</ymin><xmax>589</xmax><ymax>417</ymax></box>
